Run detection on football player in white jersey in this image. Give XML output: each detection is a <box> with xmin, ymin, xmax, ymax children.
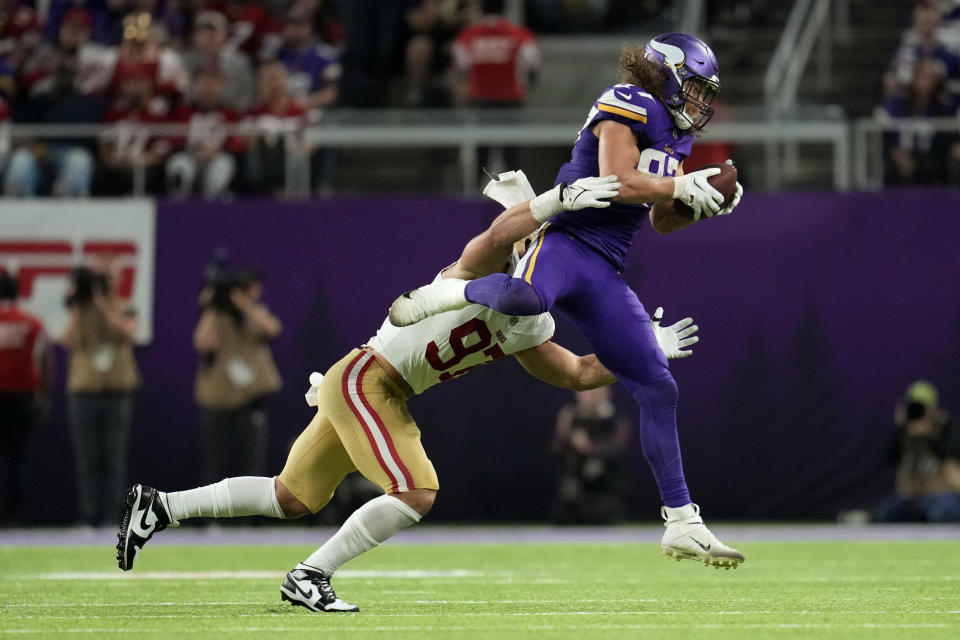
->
<box><xmin>116</xmin><ymin>173</ymin><xmax>699</xmax><ymax>613</ymax></box>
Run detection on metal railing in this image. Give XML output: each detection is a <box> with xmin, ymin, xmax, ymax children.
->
<box><xmin>3</xmin><ymin>111</ymin><xmax>956</xmax><ymax>196</ymax></box>
<box><xmin>765</xmin><ymin>0</ymin><xmax>813</xmax><ymax>111</ymax></box>
<box><xmin>678</xmin><ymin>0</ymin><xmax>707</xmax><ymax>37</ymax></box>
<box><xmin>776</xmin><ymin>0</ymin><xmax>832</xmax><ymax>114</ymax></box>
<box><xmin>765</xmin><ymin>0</ymin><xmax>838</xmax><ymax>116</ymax></box>
<box><xmin>853</xmin><ymin>116</ymin><xmax>960</xmax><ymax>190</ymax></box>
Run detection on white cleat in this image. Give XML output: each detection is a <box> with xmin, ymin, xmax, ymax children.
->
<box><xmin>280</xmin><ymin>563</ymin><xmax>359</xmax><ymax>612</ymax></box>
<box><xmin>388</xmin><ymin>279</ymin><xmax>469</xmax><ymax>327</ymax></box>
<box><xmin>659</xmin><ymin>503</ymin><xmax>744</xmax><ymax>569</ymax></box>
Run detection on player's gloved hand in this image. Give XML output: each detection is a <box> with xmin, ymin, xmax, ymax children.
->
<box><xmin>304</xmin><ymin>371</ymin><xmax>324</xmax><ymax>407</ymax></box>
<box><xmin>651</xmin><ymin>306</ymin><xmax>699</xmax><ymax>359</ymax></box>
<box><xmin>716</xmin><ymin>160</ymin><xmax>743</xmax><ymax>216</ymax></box>
<box><xmin>672</xmin><ymin>167</ymin><xmax>723</xmax><ymax>221</ymax></box>
<box><xmin>529</xmin><ymin>175</ymin><xmax>620</xmax><ymax>223</ymax></box>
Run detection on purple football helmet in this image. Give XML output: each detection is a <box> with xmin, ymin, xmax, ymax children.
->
<box><xmin>644</xmin><ymin>33</ymin><xmax>720</xmax><ymax>132</ymax></box>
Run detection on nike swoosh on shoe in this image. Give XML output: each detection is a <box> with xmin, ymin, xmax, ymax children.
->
<box><xmin>688</xmin><ymin>536</ymin><xmax>711</xmax><ymax>552</ymax></box>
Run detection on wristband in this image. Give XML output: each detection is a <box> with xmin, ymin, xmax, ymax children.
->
<box><xmin>529</xmin><ymin>183</ymin><xmax>564</xmax><ymax>223</ymax></box>
<box><xmin>672</xmin><ymin>176</ymin><xmax>684</xmax><ymax>199</ymax></box>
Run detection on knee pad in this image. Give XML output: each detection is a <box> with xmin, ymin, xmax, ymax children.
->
<box><xmin>635</xmin><ymin>376</ymin><xmax>679</xmax><ymax>412</ymax></box>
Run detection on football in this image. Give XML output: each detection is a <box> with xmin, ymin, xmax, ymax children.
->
<box><xmin>671</xmin><ymin>162</ymin><xmax>739</xmax><ymax>219</ymax></box>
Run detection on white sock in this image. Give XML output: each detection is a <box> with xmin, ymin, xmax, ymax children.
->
<box><xmin>303</xmin><ymin>494</ymin><xmax>421</xmax><ymax>576</ymax></box>
<box><xmin>162</xmin><ymin>476</ymin><xmax>286</xmax><ymax>521</ymax></box>
<box><xmin>424</xmin><ymin>278</ymin><xmax>468</xmax><ymax>311</ymax></box>
<box><xmin>662</xmin><ymin>503</ymin><xmax>700</xmax><ymax>523</ymax></box>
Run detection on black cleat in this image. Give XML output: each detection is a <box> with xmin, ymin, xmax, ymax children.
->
<box><xmin>280</xmin><ymin>563</ymin><xmax>359</xmax><ymax>612</ymax></box>
<box><xmin>116</xmin><ymin>484</ymin><xmax>177</xmax><ymax>571</ymax></box>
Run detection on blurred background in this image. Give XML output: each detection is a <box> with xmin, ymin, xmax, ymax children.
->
<box><xmin>1</xmin><ymin>0</ymin><xmax>959</xmax><ymax>528</ymax></box>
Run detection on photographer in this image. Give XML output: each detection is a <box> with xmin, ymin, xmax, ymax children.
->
<box><xmin>549</xmin><ymin>387</ymin><xmax>630</xmax><ymax>524</ymax></box>
<box><xmin>62</xmin><ymin>258</ymin><xmax>141</xmax><ymax>527</ymax></box>
<box><xmin>873</xmin><ymin>380</ymin><xmax>960</xmax><ymax>523</ymax></box>
<box><xmin>194</xmin><ymin>264</ymin><xmax>282</xmax><ymax>486</ymax></box>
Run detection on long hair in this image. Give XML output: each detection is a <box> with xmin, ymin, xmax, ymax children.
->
<box><xmin>618</xmin><ymin>45</ymin><xmax>666</xmax><ymax>99</ymax></box>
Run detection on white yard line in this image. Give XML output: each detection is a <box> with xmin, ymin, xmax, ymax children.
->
<box><xmin>1</xmin><ymin>623</ymin><xmax>955</xmax><ymax>634</ymax></box>
<box><xmin>7</xmin><ymin>610</ymin><xmax>960</xmax><ymax>620</ymax></box>
<box><xmin>5</xmin><ymin>598</ymin><xmax>661</xmax><ymax>608</ymax></box>
<box><xmin>20</xmin><ymin>570</ymin><xmax>960</xmax><ymax>584</ymax></box>
<box><xmin>28</xmin><ymin>569</ymin><xmax>484</xmax><ymax>580</ymax></box>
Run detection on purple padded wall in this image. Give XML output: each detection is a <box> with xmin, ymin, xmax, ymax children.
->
<box><xmin>19</xmin><ymin>191</ymin><xmax>960</xmax><ymax>522</ymax></box>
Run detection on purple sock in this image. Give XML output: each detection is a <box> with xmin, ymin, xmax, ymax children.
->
<box><xmin>631</xmin><ymin>377</ymin><xmax>691</xmax><ymax>507</ymax></box>
<box><xmin>464</xmin><ymin>274</ymin><xmax>545</xmax><ymax>316</ymax></box>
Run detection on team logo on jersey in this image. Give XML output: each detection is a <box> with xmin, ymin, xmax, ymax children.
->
<box><xmin>664</xmin><ymin>145</ymin><xmax>675</xmax><ymax>156</ymax></box>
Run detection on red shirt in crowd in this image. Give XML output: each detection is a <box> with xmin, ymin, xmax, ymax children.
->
<box><xmin>0</xmin><ymin>303</ymin><xmax>47</xmax><ymax>393</ymax></box>
<box><xmin>0</xmin><ymin>3</ymin><xmax>40</xmax><ymax>65</ymax></box>
<box><xmin>102</xmin><ymin>94</ymin><xmax>173</xmax><ymax>161</ymax></box>
<box><xmin>451</xmin><ymin>15</ymin><xmax>540</xmax><ymax>104</ymax></box>
<box><xmin>245</xmin><ymin>99</ymin><xmax>308</xmax><ymax>148</ymax></box>
<box><xmin>170</xmin><ymin>104</ymin><xmax>244</xmax><ymax>154</ymax></box>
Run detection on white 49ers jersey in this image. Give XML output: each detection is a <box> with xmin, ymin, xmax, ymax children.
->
<box><xmin>368</xmin><ymin>278</ymin><xmax>555</xmax><ymax>395</ymax></box>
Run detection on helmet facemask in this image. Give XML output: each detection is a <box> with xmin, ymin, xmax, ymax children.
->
<box><xmin>670</xmin><ymin>76</ymin><xmax>718</xmax><ymax>132</ymax></box>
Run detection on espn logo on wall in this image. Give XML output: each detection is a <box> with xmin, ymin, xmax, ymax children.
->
<box><xmin>0</xmin><ymin>200</ymin><xmax>156</xmax><ymax>344</ymax></box>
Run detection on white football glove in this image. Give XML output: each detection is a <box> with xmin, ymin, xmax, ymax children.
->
<box><xmin>529</xmin><ymin>175</ymin><xmax>621</xmax><ymax>223</ymax></box>
<box><xmin>672</xmin><ymin>166</ymin><xmax>723</xmax><ymax>221</ymax></box>
<box><xmin>716</xmin><ymin>160</ymin><xmax>743</xmax><ymax>216</ymax></box>
<box><xmin>651</xmin><ymin>306</ymin><xmax>699</xmax><ymax>359</ymax></box>
<box><xmin>304</xmin><ymin>371</ymin><xmax>324</xmax><ymax>407</ymax></box>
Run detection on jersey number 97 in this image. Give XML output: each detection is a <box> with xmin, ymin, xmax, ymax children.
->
<box><xmin>425</xmin><ymin>318</ymin><xmax>505</xmax><ymax>381</ymax></box>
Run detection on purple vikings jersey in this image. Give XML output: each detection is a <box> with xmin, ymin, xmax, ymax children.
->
<box><xmin>276</xmin><ymin>43</ymin><xmax>342</xmax><ymax>100</ymax></box>
<box><xmin>553</xmin><ymin>83</ymin><xmax>695</xmax><ymax>270</ymax></box>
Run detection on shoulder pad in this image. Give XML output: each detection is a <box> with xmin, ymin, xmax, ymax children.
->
<box><xmin>595</xmin><ymin>84</ymin><xmax>655</xmax><ymax>123</ymax></box>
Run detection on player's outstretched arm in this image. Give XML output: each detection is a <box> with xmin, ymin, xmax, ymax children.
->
<box><xmin>388</xmin><ymin>175</ymin><xmax>618</xmax><ymax>326</ymax></box>
<box><xmin>514</xmin><ymin>341</ymin><xmax>617</xmax><ymax>391</ymax></box>
<box><xmin>445</xmin><ymin>200</ymin><xmax>546</xmax><ymax>280</ymax></box>
<box><xmin>514</xmin><ymin>306</ymin><xmax>700</xmax><ymax>389</ymax></box>
<box><xmin>445</xmin><ymin>175</ymin><xmax>620</xmax><ymax>280</ymax></box>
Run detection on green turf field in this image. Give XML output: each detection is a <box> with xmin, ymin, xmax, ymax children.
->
<box><xmin>2</xmin><ymin>540</ymin><xmax>959</xmax><ymax>639</ymax></box>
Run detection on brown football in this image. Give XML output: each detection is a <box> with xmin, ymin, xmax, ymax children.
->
<box><xmin>671</xmin><ymin>162</ymin><xmax>738</xmax><ymax>219</ymax></box>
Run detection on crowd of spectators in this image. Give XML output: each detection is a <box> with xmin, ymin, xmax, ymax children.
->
<box><xmin>879</xmin><ymin>0</ymin><xmax>960</xmax><ymax>185</ymax></box>
<box><xmin>0</xmin><ymin>0</ymin><xmax>547</xmax><ymax>198</ymax></box>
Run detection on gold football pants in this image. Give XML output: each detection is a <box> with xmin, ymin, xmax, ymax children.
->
<box><xmin>278</xmin><ymin>349</ymin><xmax>439</xmax><ymax>512</ymax></box>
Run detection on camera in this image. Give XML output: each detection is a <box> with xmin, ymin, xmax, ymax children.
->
<box><xmin>65</xmin><ymin>266</ymin><xmax>108</xmax><ymax>307</ymax></box>
<box><xmin>202</xmin><ymin>250</ymin><xmax>241</xmax><ymax>315</ymax></box>
<box><xmin>906</xmin><ymin>401</ymin><xmax>928</xmax><ymax>421</ymax></box>
<box><xmin>200</xmin><ymin>249</ymin><xmax>259</xmax><ymax>321</ymax></box>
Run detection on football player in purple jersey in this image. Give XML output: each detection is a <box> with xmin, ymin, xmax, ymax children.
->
<box><xmin>390</xmin><ymin>33</ymin><xmax>745</xmax><ymax>568</ymax></box>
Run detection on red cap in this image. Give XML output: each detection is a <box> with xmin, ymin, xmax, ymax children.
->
<box><xmin>63</xmin><ymin>8</ymin><xmax>92</xmax><ymax>28</ymax></box>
